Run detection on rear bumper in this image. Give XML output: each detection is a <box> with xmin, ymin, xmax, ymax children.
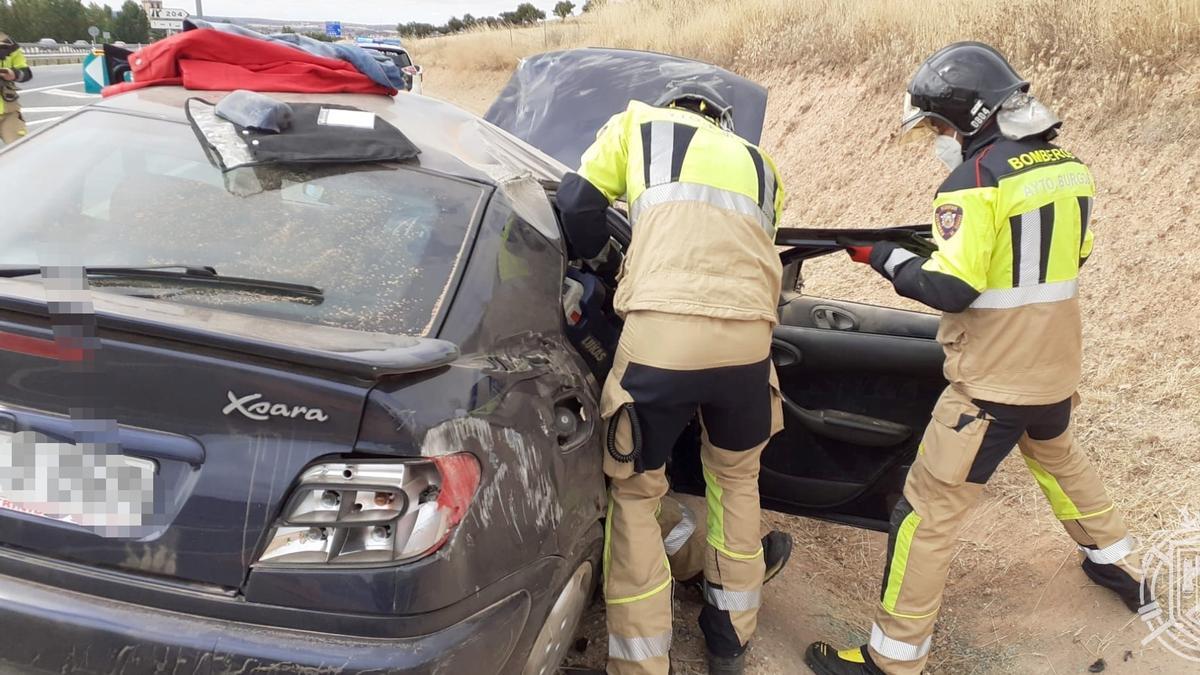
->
<box><xmin>0</xmin><ymin>570</ymin><xmax>530</xmax><ymax>674</ymax></box>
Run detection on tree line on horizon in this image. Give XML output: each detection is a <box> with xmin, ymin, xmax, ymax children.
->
<box><xmin>0</xmin><ymin>0</ymin><xmax>150</xmax><ymax>43</ymax></box>
<box><xmin>399</xmin><ymin>0</ymin><xmax>602</xmax><ymax>39</ymax></box>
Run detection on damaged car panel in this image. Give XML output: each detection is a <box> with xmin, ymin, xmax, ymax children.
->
<box><xmin>0</xmin><ymin>47</ymin><xmax>942</xmax><ymax>675</ymax></box>
<box><xmin>0</xmin><ymin>84</ymin><xmax>603</xmax><ymax>675</ymax></box>
<box><xmin>485</xmin><ymin>47</ymin><xmax>769</xmax><ymax>167</ymax></box>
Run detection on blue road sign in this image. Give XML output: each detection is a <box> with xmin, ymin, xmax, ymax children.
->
<box><xmin>82</xmin><ymin>51</ymin><xmax>108</xmax><ymax>94</ymax></box>
<box><xmin>325</xmin><ymin>21</ymin><xmax>342</xmax><ymax>38</ymax></box>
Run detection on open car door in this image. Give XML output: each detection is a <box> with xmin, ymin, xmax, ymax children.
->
<box><xmin>491</xmin><ymin>48</ymin><xmax>946</xmax><ymax>532</ymax></box>
<box><xmin>670</xmin><ymin>226</ymin><xmax>947</xmax><ymax>531</ymax></box>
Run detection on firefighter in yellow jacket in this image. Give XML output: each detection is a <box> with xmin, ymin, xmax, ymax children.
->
<box><xmin>805</xmin><ymin>42</ymin><xmax>1149</xmax><ymax>675</ymax></box>
<box><xmin>557</xmin><ymin>82</ymin><xmax>793</xmax><ymax>675</ymax></box>
<box><xmin>0</xmin><ymin>33</ymin><xmax>32</xmax><ymax>144</ymax></box>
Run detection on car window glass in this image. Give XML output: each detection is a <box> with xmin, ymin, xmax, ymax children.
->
<box><xmin>0</xmin><ymin>111</ymin><xmax>486</xmax><ymax>336</ymax></box>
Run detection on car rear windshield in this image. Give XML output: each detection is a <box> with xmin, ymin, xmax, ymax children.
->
<box><xmin>0</xmin><ymin>110</ymin><xmax>486</xmax><ymax>336</ymax></box>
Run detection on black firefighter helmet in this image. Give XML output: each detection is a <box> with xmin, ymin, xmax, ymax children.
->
<box><xmin>655</xmin><ymin>80</ymin><xmax>735</xmax><ymax>133</ymax></box>
<box><xmin>901</xmin><ymin>41</ymin><xmax>1029</xmax><ymax>138</ymax></box>
<box><xmin>0</xmin><ymin>33</ymin><xmax>18</xmax><ymax>60</ymax></box>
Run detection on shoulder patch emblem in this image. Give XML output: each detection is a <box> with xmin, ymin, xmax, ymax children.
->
<box><xmin>935</xmin><ymin>204</ymin><xmax>964</xmax><ymax>239</ymax></box>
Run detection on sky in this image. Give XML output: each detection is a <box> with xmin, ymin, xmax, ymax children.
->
<box><xmin>161</xmin><ymin>1</ymin><xmax>570</xmax><ymax>26</ymax></box>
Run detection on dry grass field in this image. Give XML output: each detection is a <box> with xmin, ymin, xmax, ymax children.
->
<box><xmin>411</xmin><ymin>1</ymin><xmax>1200</xmax><ymax>672</ymax></box>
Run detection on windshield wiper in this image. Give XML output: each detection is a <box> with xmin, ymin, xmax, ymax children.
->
<box><xmin>0</xmin><ymin>265</ymin><xmax>324</xmax><ymax>299</ymax></box>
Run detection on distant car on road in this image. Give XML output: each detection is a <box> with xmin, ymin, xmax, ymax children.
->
<box><xmin>112</xmin><ymin>40</ymin><xmax>127</xmax><ymax>47</ymax></box>
<box><xmin>72</xmin><ymin>39</ymin><xmax>90</xmax><ymax>47</ymax></box>
<box><xmin>36</xmin><ymin>38</ymin><xmax>57</xmax><ymax>48</ymax></box>
<box><xmin>358</xmin><ymin>40</ymin><xmax>423</xmax><ymax>94</ymax></box>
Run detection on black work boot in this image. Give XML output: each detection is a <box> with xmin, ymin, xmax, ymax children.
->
<box><xmin>804</xmin><ymin>643</ymin><xmax>886</xmax><ymax>675</ymax></box>
<box><xmin>706</xmin><ymin>649</ymin><xmax>745</xmax><ymax>675</ymax></box>
<box><xmin>681</xmin><ymin>530</ymin><xmax>794</xmax><ymax>588</ymax></box>
<box><xmin>762</xmin><ymin>530</ymin><xmax>793</xmax><ymax>584</ymax></box>
<box><xmin>1082</xmin><ymin>557</ymin><xmax>1152</xmax><ymax>613</ymax></box>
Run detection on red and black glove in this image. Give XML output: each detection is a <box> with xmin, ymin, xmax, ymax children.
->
<box><xmin>845</xmin><ymin>241</ymin><xmax>911</xmax><ymax>280</ymax></box>
<box><xmin>845</xmin><ymin>245</ymin><xmax>873</xmax><ymax>264</ymax></box>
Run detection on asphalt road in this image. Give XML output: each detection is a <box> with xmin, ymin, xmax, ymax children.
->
<box><xmin>12</xmin><ymin>62</ymin><xmax>97</xmax><ymax>129</ymax></box>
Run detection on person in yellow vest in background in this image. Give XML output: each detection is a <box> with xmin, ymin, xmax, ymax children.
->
<box><xmin>805</xmin><ymin>42</ymin><xmax>1150</xmax><ymax>675</ymax></box>
<box><xmin>557</xmin><ymin>81</ymin><xmax>794</xmax><ymax>675</ymax></box>
<box><xmin>0</xmin><ymin>32</ymin><xmax>32</xmax><ymax>144</ymax></box>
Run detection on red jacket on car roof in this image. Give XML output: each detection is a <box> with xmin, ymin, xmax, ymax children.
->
<box><xmin>103</xmin><ymin>29</ymin><xmax>395</xmax><ymax>97</ymax></box>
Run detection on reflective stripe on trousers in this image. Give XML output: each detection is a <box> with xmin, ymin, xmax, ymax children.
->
<box><xmin>1081</xmin><ymin>535</ymin><xmax>1135</xmax><ymax>565</ymax></box>
<box><xmin>870</xmin><ymin>623</ymin><xmax>932</xmax><ymax>662</ymax></box>
<box><xmin>629</xmin><ymin>182</ymin><xmax>775</xmax><ymax>234</ymax></box>
<box><xmin>609</xmin><ymin>631</ymin><xmax>672</xmax><ymax>662</ymax></box>
<box><xmin>703</xmin><ymin>582</ymin><xmax>762</xmax><ymax>611</ymax></box>
<box><xmin>662</xmin><ymin>503</ymin><xmax>696</xmax><ymax>556</ymax></box>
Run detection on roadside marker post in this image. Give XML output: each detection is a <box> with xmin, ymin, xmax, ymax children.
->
<box><xmin>82</xmin><ymin>50</ymin><xmax>108</xmax><ymax>94</ymax></box>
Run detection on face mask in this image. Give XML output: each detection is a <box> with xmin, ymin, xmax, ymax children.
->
<box><xmin>933</xmin><ymin>133</ymin><xmax>963</xmax><ymax>170</ymax></box>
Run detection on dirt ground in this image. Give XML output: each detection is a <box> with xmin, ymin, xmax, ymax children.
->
<box><xmin>417</xmin><ymin>54</ymin><xmax>1200</xmax><ymax>674</ymax></box>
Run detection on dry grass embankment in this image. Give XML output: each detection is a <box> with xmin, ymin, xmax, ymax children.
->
<box><xmin>413</xmin><ymin>0</ymin><xmax>1198</xmax><ymax>118</ymax></box>
<box><xmin>413</xmin><ymin>2</ymin><xmax>1200</xmax><ymax>672</ymax></box>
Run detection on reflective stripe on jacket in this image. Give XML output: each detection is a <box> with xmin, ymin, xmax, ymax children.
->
<box><xmin>568</xmin><ymin>100</ymin><xmax>785</xmax><ymax>323</ymax></box>
<box><xmin>891</xmin><ymin>133</ymin><xmax>1096</xmax><ymax>404</ymax></box>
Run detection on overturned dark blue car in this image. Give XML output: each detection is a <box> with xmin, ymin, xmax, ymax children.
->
<box><xmin>0</xmin><ymin>48</ymin><xmax>944</xmax><ymax>674</ymax></box>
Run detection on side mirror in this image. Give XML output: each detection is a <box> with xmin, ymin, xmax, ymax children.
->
<box><xmin>400</xmin><ymin>65</ymin><xmax>424</xmax><ymax>95</ymax></box>
<box><xmin>102</xmin><ymin>43</ymin><xmax>133</xmax><ymax>84</ymax></box>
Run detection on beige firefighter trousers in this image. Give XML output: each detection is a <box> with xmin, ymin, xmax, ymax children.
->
<box><xmin>868</xmin><ymin>386</ymin><xmax>1136</xmax><ymax>674</ymax></box>
<box><xmin>0</xmin><ymin>100</ymin><xmax>25</xmax><ymax>144</ymax></box>
<box><xmin>601</xmin><ymin>310</ymin><xmax>782</xmax><ymax>675</ymax></box>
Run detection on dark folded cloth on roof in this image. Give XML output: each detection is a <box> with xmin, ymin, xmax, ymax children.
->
<box><xmin>215</xmin><ymin>90</ymin><xmax>294</xmax><ymax>132</ymax></box>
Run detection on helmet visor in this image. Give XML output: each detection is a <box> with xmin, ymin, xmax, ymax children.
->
<box><xmin>897</xmin><ymin>93</ymin><xmax>936</xmax><ymax>145</ymax></box>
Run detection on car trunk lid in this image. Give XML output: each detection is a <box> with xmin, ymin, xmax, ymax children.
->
<box><xmin>0</xmin><ymin>278</ymin><xmax>456</xmax><ymax>589</ymax></box>
<box><xmin>484</xmin><ymin>47</ymin><xmax>769</xmax><ymax>168</ymax></box>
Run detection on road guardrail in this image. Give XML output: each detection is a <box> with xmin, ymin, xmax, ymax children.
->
<box><xmin>18</xmin><ymin>42</ymin><xmax>145</xmax><ymax>65</ymax></box>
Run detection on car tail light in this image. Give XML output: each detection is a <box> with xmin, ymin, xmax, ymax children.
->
<box><xmin>257</xmin><ymin>454</ymin><xmax>480</xmax><ymax>565</ymax></box>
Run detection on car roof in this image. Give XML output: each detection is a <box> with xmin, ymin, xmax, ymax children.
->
<box><xmin>89</xmin><ymin>87</ymin><xmax>567</xmax><ymax>187</ymax></box>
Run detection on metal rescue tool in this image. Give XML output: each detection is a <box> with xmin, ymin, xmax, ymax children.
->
<box><xmin>775</xmin><ymin>224</ymin><xmax>936</xmax><ymax>265</ymax></box>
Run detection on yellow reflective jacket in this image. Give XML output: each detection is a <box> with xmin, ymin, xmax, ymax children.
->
<box><xmin>881</xmin><ymin>133</ymin><xmax>1095</xmax><ymax>404</ymax></box>
<box><xmin>561</xmin><ymin>100</ymin><xmax>785</xmax><ymax>323</ymax></box>
<box><xmin>0</xmin><ymin>48</ymin><xmax>30</xmax><ymax>116</ymax></box>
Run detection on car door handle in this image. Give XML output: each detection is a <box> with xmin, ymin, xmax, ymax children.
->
<box><xmin>811</xmin><ymin>305</ymin><xmax>859</xmax><ymax>331</ymax></box>
<box><xmin>770</xmin><ymin>339</ymin><xmax>803</xmax><ymax>368</ymax></box>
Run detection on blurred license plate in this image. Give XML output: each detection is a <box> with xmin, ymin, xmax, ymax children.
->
<box><xmin>0</xmin><ymin>430</ymin><xmax>156</xmax><ymax>530</ymax></box>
